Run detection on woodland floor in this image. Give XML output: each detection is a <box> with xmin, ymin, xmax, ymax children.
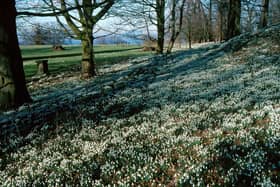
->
<box><xmin>0</xmin><ymin>25</ymin><xmax>280</xmax><ymax>186</ymax></box>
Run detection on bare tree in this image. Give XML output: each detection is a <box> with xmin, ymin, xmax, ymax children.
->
<box><xmin>115</xmin><ymin>0</ymin><xmax>166</xmax><ymax>54</ymax></box>
<box><xmin>0</xmin><ymin>0</ymin><xmax>31</xmax><ymax>109</ymax></box>
<box><xmin>208</xmin><ymin>0</ymin><xmax>214</xmax><ymax>41</ymax></box>
<box><xmin>166</xmin><ymin>0</ymin><xmax>186</xmax><ymax>53</ymax></box>
<box><xmin>156</xmin><ymin>0</ymin><xmax>166</xmax><ymax>54</ymax></box>
<box><xmin>260</xmin><ymin>0</ymin><xmax>269</xmax><ymax>28</ymax></box>
<box><xmin>51</xmin><ymin>0</ymin><xmax>115</xmax><ymax>78</ymax></box>
<box><xmin>226</xmin><ymin>0</ymin><xmax>241</xmax><ymax>39</ymax></box>
<box><xmin>180</xmin><ymin>0</ymin><xmax>210</xmax><ymax>48</ymax></box>
<box><xmin>216</xmin><ymin>0</ymin><xmax>229</xmax><ymax>41</ymax></box>
<box><xmin>270</xmin><ymin>0</ymin><xmax>280</xmax><ymax>24</ymax></box>
<box><xmin>182</xmin><ymin>0</ymin><xmax>195</xmax><ymax>49</ymax></box>
<box><xmin>242</xmin><ymin>0</ymin><xmax>259</xmax><ymax>33</ymax></box>
<box><xmin>33</xmin><ymin>24</ymin><xmax>49</xmax><ymax>45</ymax></box>
<box><xmin>18</xmin><ymin>0</ymin><xmax>115</xmax><ymax>78</ymax></box>
<box><xmin>17</xmin><ymin>21</ymin><xmax>68</xmax><ymax>45</ymax></box>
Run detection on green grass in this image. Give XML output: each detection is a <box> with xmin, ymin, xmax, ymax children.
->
<box><xmin>21</xmin><ymin>45</ymin><xmax>152</xmax><ymax>79</ymax></box>
<box><xmin>21</xmin><ymin>45</ymin><xmax>82</xmax><ymax>59</ymax></box>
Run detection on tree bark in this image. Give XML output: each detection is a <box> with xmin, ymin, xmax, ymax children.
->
<box><xmin>81</xmin><ymin>36</ymin><xmax>96</xmax><ymax>78</ymax></box>
<box><xmin>217</xmin><ymin>0</ymin><xmax>229</xmax><ymax>41</ymax></box>
<box><xmin>260</xmin><ymin>0</ymin><xmax>269</xmax><ymax>28</ymax></box>
<box><xmin>218</xmin><ymin>2</ymin><xmax>223</xmax><ymax>41</ymax></box>
<box><xmin>166</xmin><ymin>0</ymin><xmax>177</xmax><ymax>54</ymax></box>
<box><xmin>208</xmin><ymin>0</ymin><xmax>213</xmax><ymax>41</ymax></box>
<box><xmin>0</xmin><ymin>0</ymin><xmax>31</xmax><ymax>110</ymax></box>
<box><xmin>188</xmin><ymin>27</ymin><xmax>192</xmax><ymax>49</ymax></box>
<box><xmin>167</xmin><ymin>0</ymin><xmax>186</xmax><ymax>54</ymax></box>
<box><xmin>226</xmin><ymin>0</ymin><xmax>241</xmax><ymax>40</ymax></box>
<box><xmin>156</xmin><ymin>0</ymin><xmax>165</xmax><ymax>54</ymax></box>
<box><xmin>47</xmin><ymin>0</ymin><xmax>114</xmax><ymax>78</ymax></box>
<box><xmin>187</xmin><ymin>15</ymin><xmax>192</xmax><ymax>49</ymax></box>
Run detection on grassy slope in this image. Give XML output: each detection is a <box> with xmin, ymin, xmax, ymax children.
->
<box><xmin>1</xmin><ymin>28</ymin><xmax>280</xmax><ymax>186</ymax></box>
<box><xmin>21</xmin><ymin>45</ymin><xmax>151</xmax><ymax>78</ymax></box>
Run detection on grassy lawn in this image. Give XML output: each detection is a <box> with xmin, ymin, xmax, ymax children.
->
<box><xmin>21</xmin><ymin>45</ymin><xmax>152</xmax><ymax>79</ymax></box>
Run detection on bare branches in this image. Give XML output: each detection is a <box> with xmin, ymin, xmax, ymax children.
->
<box><xmin>17</xmin><ymin>4</ymin><xmax>86</xmax><ymax>17</ymax></box>
<box><xmin>166</xmin><ymin>0</ymin><xmax>186</xmax><ymax>53</ymax></box>
<box><xmin>92</xmin><ymin>0</ymin><xmax>115</xmax><ymax>24</ymax></box>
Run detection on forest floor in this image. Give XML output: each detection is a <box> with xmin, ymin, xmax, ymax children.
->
<box><xmin>0</xmin><ymin>25</ymin><xmax>280</xmax><ymax>186</ymax></box>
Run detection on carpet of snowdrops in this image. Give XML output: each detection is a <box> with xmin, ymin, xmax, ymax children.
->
<box><xmin>0</xmin><ymin>26</ymin><xmax>280</xmax><ymax>186</ymax></box>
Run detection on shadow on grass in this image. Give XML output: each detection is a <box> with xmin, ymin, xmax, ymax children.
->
<box><xmin>80</xmin><ymin>44</ymin><xmax>279</xmax><ymax>122</ymax></box>
<box><xmin>2</xmin><ymin>44</ymin><xmax>279</xmax><ymax>156</ymax></box>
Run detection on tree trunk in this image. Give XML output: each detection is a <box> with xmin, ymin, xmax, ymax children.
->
<box><xmin>167</xmin><ymin>38</ymin><xmax>176</xmax><ymax>54</ymax></box>
<box><xmin>208</xmin><ymin>0</ymin><xmax>213</xmax><ymax>41</ymax></box>
<box><xmin>218</xmin><ymin>5</ymin><xmax>223</xmax><ymax>41</ymax></box>
<box><xmin>0</xmin><ymin>0</ymin><xmax>31</xmax><ymax>110</ymax></box>
<box><xmin>166</xmin><ymin>0</ymin><xmax>176</xmax><ymax>54</ymax></box>
<box><xmin>188</xmin><ymin>22</ymin><xmax>192</xmax><ymax>49</ymax></box>
<box><xmin>226</xmin><ymin>0</ymin><xmax>241</xmax><ymax>40</ymax></box>
<box><xmin>81</xmin><ymin>36</ymin><xmax>96</xmax><ymax>79</ymax></box>
<box><xmin>167</xmin><ymin>0</ymin><xmax>186</xmax><ymax>54</ymax></box>
<box><xmin>260</xmin><ymin>0</ymin><xmax>269</xmax><ymax>28</ymax></box>
<box><xmin>156</xmin><ymin>0</ymin><xmax>165</xmax><ymax>54</ymax></box>
<box><xmin>217</xmin><ymin>0</ymin><xmax>229</xmax><ymax>41</ymax></box>
<box><xmin>187</xmin><ymin>12</ymin><xmax>192</xmax><ymax>49</ymax></box>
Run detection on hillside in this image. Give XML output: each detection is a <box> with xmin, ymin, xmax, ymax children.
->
<box><xmin>0</xmin><ymin>25</ymin><xmax>280</xmax><ymax>186</ymax></box>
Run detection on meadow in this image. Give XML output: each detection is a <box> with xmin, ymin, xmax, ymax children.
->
<box><xmin>21</xmin><ymin>45</ymin><xmax>152</xmax><ymax>79</ymax></box>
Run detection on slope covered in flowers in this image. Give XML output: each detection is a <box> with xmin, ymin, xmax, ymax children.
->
<box><xmin>0</xmin><ymin>25</ymin><xmax>280</xmax><ymax>186</ymax></box>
